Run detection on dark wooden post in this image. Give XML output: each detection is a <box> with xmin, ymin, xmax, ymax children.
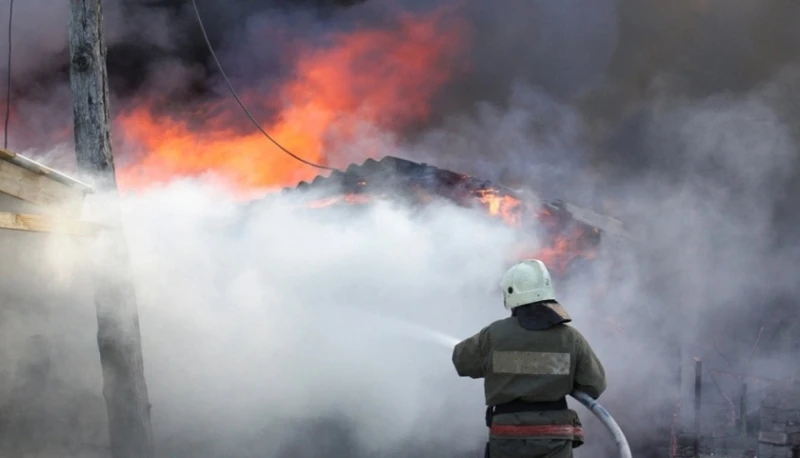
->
<box><xmin>67</xmin><ymin>1</ymin><xmax>154</xmax><ymax>457</ymax></box>
<box><xmin>740</xmin><ymin>382</ymin><xmax>747</xmax><ymax>437</ymax></box>
<box><xmin>693</xmin><ymin>358</ymin><xmax>702</xmax><ymax>457</ymax></box>
<box><xmin>671</xmin><ymin>342</ymin><xmax>682</xmax><ymax>458</ymax></box>
<box><xmin>676</xmin><ymin>343</ymin><xmax>683</xmax><ymax>400</ymax></box>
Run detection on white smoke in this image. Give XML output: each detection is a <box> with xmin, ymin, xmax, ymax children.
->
<box><xmin>400</xmin><ymin>75</ymin><xmax>800</xmax><ymax>456</ymax></box>
<box><xmin>0</xmin><ymin>161</ymin><xmax>631</xmax><ymax>457</ymax></box>
<box><xmin>112</xmin><ymin>181</ymin><xmax>533</xmax><ymax>456</ymax></box>
<box><xmin>1</xmin><ymin>0</ymin><xmax>799</xmax><ymax>456</ymax></box>
<box><xmin>8</xmin><ymin>72</ymin><xmax>799</xmax><ymax>456</ymax></box>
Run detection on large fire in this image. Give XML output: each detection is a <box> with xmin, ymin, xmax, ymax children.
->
<box><xmin>114</xmin><ymin>5</ymin><xmax>467</xmax><ymax>193</ymax></box>
<box><xmin>1</xmin><ymin>2</ymin><xmax>599</xmax><ymax>275</ymax></box>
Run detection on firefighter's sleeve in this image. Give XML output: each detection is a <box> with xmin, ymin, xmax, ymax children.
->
<box><xmin>452</xmin><ymin>326</ymin><xmax>491</xmax><ymax>379</ymax></box>
<box><xmin>573</xmin><ymin>332</ymin><xmax>607</xmax><ymax>399</ymax></box>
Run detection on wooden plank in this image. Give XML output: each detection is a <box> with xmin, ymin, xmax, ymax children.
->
<box><xmin>0</xmin><ymin>159</ymin><xmax>86</xmax><ymax>216</ymax></box>
<box><xmin>0</xmin><ymin>211</ymin><xmax>103</xmax><ymax>236</ymax></box>
<box><xmin>0</xmin><ymin>147</ymin><xmax>94</xmax><ymax>192</ymax></box>
<box><xmin>0</xmin><ymin>147</ymin><xmax>15</xmax><ymax>160</ymax></box>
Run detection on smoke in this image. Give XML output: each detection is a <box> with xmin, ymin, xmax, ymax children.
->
<box><xmin>6</xmin><ymin>72</ymin><xmax>797</xmax><ymax>455</ymax></box>
<box><xmin>398</xmin><ymin>68</ymin><xmax>800</xmax><ymax>454</ymax></box>
<box><xmin>1</xmin><ymin>0</ymin><xmax>800</xmax><ymax>456</ymax></box>
<box><xmin>409</xmin><ymin>83</ymin><xmax>592</xmax><ymax>200</ymax></box>
<box><xmin>1</xmin><ymin>180</ymin><xmax>552</xmax><ymax>456</ymax></box>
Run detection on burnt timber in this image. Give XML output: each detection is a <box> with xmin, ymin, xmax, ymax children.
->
<box><xmin>282</xmin><ymin>156</ymin><xmax>519</xmax><ymax>206</ymax></box>
<box><xmin>276</xmin><ymin>156</ymin><xmax>629</xmax><ymax>276</ymax></box>
<box><xmin>280</xmin><ymin>155</ymin><xmax>620</xmax><ymax>232</ymax></box>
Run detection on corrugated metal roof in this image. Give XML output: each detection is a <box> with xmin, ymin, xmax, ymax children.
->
<box><xmin>281</xmin><ymin>155</ymin><xmax>629</xmax><ymax>239</ymax></box>
<box><xmin>281</xmin><ymin>156</ymin><xmax>517</xmax><ymax>201</ymax></box>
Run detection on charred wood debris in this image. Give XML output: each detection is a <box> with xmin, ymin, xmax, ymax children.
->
<box><xmin>271</xmin><ymin>156</ymin><xmax>623</xmax><ymax>277</ymax></box>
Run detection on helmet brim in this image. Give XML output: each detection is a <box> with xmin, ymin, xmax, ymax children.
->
<box><xmin>543</xmin><ymin>301</ymin><xmax>571</xmax><ymax>322</ymax></box>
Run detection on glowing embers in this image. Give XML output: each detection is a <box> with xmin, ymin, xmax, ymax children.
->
<box><xmin>530</xmin><ymin>204</ymin><xmax>602</xmax><ymax>273</ymax></box>
<box><xmin>475</xmin><ymin>188</ymin><xmax>524</xmax><ymax>226</ymax></box>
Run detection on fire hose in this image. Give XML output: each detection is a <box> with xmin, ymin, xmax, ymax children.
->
<box><xmin>396</xmin><ymin>322</ymin><xmax>633</xmax><ymax>458</ymax></box>
<box><xmin>570</xmin><ymin>390</ymin><xmax>632</xmax><ymax>458</ymax></box>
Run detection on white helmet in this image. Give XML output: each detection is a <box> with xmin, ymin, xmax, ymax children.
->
<box><xmin>500</xmin><ymin>259</ymin><xmax>557</xmax><ymax>310</ymax></box>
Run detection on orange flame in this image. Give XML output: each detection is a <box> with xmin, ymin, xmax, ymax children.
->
<box><xmin>526</xmin><ymin>224</ymin><xmax>600</xmax><ymax>273</ymax></box>
<box><xmin>115</xmin><ymin>6</ymin><xmax>468</xmax><ymax>193</ymax></box>
<box><xmin>476</xmin><ymin>191</ymin><xmax>601</xmax><ymax>273</ymax></box>
<box><xmin>476</xmin><ymin>188</ymin><xmax>523</xmax><ymax>226</ymax></box>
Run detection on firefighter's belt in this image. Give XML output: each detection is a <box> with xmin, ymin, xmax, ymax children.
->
<box><xmin>490</xmin><ymin>424</ymin><xmax>584</xmax><ymax>439</ymax></box>
<box><xmin>485</xmin><ymin>398</ymin><xmax>568</xmax><ymax>427</ymax></box>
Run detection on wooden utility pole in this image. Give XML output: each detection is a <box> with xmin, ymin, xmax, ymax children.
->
<box><xmin>693</xmin><ymin>358</ymin><xmax>702</xmax><ymax>457</ymax></box>
<box><xmin>67</xmin><ymin>1</ymin><xmax>154</xmax><ymax>457</ymax></box>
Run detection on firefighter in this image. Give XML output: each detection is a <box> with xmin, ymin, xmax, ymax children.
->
<box><xmin>452</xmin><ymin>259</ymin><xmax>606</xmax><ymax>458</ymax></box>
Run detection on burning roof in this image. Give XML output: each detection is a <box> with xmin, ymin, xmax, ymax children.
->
<box><xmin>283</xmin><ymin>155</ymin><xmax>518</xmax><ymax>209</ymax></box>
<box><xmin>279</xmin><ymin>156</ymin><xmax>620</xmax><ymax>276</ymax></box>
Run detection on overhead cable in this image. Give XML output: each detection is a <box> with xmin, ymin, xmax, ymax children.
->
<box><xmin>189</xmin><ymin>0</ymin><xmax>336</xmax><ymax>171</ymax></box>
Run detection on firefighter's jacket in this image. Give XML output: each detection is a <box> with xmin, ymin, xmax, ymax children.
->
<box><xmin>452</xmin><ymin>302</ymin><xmax>606</xmax><ymax>444</ymax></box>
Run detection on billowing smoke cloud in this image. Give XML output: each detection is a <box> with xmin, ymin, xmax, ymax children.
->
<box><xmin>5</xmin><ymin>74</ymin><xmax>798</xmax><ymax>455</ymax></box>
<box><xmin>127</xmin><ymin>186</ymin><xmax>522</xmax><ymax>457</ymax></box>
<box><xmin>1</xmin><ymin>181</ymin><xmax>549</xmax><ymax>456</ymax></box>
<box><xmin>1</xmin><ymin>0</ymin><xmax>800</xmax><ymax>456</ymax></box>
<box><xmin>400</xmin><ymin>68</ymin><xmax>800</xmax><ymax>454</ymax></box>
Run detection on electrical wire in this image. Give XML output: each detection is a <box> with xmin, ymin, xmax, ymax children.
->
<box><xmin>189</xmin><ymin>0</ymin><xmax>337</xmax><ymax>172</ymax></box>
<box><xmin>3</xmin><ymin>0</ymin><xmax>13</xmax><ymax>149</ymax></box>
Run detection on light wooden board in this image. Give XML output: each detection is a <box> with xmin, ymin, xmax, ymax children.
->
<box><xmin>0</xmin><ymin>147</ymin><xmax>93</xmax><ymax>190</ymax></box>
<box><xmin>0</xmin><ymin>211</ymin><xmax>102</xmax><ymax>236</ymax></box>
<box><xmin>0</xmin><ymin>158</ymin><xmax>87</xmax><ymax>216</ymax></box>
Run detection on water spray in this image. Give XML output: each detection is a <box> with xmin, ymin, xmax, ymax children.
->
<box><xmin>401</xmin><ymin>322</ymin><xmax>633</xmax><ymax>458</ymax></box>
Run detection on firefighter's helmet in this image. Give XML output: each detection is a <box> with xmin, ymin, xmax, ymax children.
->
<box><xmin>500</xmin><ymin>259</ymin><xmax>559</xmax><ymax>311</ymax></box>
